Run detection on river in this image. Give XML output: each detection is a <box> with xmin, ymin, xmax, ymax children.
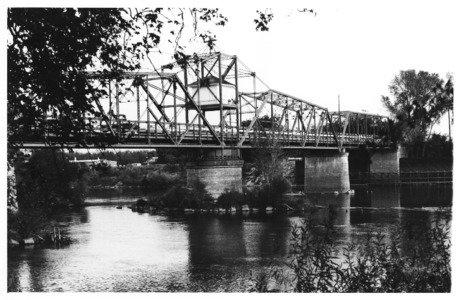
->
<box><xmin>8</xmin><ymin>184</ymin><xmax>452</xmax><ymax>292</ymax></box>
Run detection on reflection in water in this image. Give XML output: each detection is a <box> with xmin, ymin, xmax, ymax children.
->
<box><xmin>8</xmin><ymin>184</ymin><xmax>452</xmax><ymax>292</ymax></box>
<box><xmin>352</xmin><ymin>183</ymin><xmax>452</xmax><ymax>208</ymax></box>
<box><xmin>187</xmin><ymin>217</ymin><xmax>245</xmax><ymax>266</ymax></box>
<box><xmin>370</xmin><ymin>185</ymin><xmax>401</xmax><ymax>208</ymax></box>
<box><xmin>400</xmin><ymin>183</ymin><xmax>452</xmax><ymax>207</ymax></box>
<box><xmin>17</xmin><ymin>260</ymin><xmax>31</xmax><ymax>291</ymax></box>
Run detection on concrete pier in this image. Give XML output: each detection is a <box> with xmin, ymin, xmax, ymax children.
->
<box><xmin>369</xmin><ymin>146</ymin><xmax>405</xmax><ymax>177</ymax></box>
<box><xmin>186</xmin><ymin>149</ymin><xmax>243</xmax><ymax>198</ymax></box>
<box><xmin>302</xmin><ymin>152</ymin><xmax>350</xmax><ymax>193</ymax></box>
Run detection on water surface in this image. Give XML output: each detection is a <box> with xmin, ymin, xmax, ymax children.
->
<box><xmin>8</xmin><ymin>184</ymin><xmax>452</xmax><ymax>292</ymax></box>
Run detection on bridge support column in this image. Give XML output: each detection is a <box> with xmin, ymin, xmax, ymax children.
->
<box><xmin>302</xmin><ymin>152</ymin><xmax>350</xmax><ymax>193</ymax></box>
<box><xmin>369</xmin><ymin>146</ymin><xmax>405</xmax><ymax>180</ymax></box>
<box><xmin>186</xmin><ymin>149</ymin><xmax>243</xmax><ymax>199</ymax></box>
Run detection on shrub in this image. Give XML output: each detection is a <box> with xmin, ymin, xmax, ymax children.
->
<box><xmin>217</xmin><ymin>189</ymin><xmax>243</xmax><ymax>209</ymax></box>
<box><xmin>267</xmin><ymin>209</ymin><xmax>452</xmax><ymax>292</ymax></box>
<box><xmin>243</xmin><ymin>189</ymin><xmax>259</xmax><ymax>209</ymax></box>
<box><xmin>290</xmin><ymin>211</ymin><xmax>341</xmax><ymax>292</ymax></box>
<box><xmin>93</xmin><ymin>162</ymin><xmax>113</xmax><ymax>176</ymax></box>
<box><xmin>269</xmin><ymin>176</ymin><xmax>291</xmax><ymax>202</ymax></box>
<box><xmin>187</xmin><ymin>178</ymin><xmax>214</xmax><ymax>209</ymax></box>
<box><xmin>141</xmin><ymin>173</ymin><xmax>176</xmax><ymax>193</ymax></box>
<box><xmin>158</xmin><ymin>185</ymin><xmax>187</xmax><ymax>209</ymax></box>
<box><xmin>243</xmin><ymin>176</ymin><xmax>291</xmax><ymax>210</ymax></box>
<box><xmin>151</xmin><ymin>179</ymin><xmax>213</xmax><ymax>210</ymax></box>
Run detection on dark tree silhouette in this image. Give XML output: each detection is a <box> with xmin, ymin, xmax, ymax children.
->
<box><xmin>381</xmin><ymin>70</ymin><xmax>453</xmax><ymax>145</ymax></box>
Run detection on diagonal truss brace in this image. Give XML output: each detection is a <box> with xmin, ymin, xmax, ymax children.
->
<box><xmin>146</xmin><ymin>106</ymin><xmax>176</xmax><ymax>145</ymax></box>
<box><xmin>140</xmin><ymin>83</ymin><xmax>171</xmax><ymax>123</ymax></box>
<box><xmin>174</xmin><ymin>75</ymin><xmax>224</xmax><ymax>146</ymax></box>
<box><xmin>237</xmin><ymin>93</ymin><xmax>270</xmax><ymax>146</ymax></box>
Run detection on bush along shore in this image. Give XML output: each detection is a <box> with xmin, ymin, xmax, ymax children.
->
<box><xmin>125</xmin><ymin>172</ymin><xmax>303</xmax><ymax>215</ymax></box>
<box><xmin>256</xmin><ymin>210</ymin><xmax>450</xmax><ymax>292</ymax></box>
<box><xmin>8</xmin><ymin>224</ymin><xmax>71</xmax><ymax>249</ymax></box>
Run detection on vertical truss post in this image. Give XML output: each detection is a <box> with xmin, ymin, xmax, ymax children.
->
<box><xmin>290</xmin><ymin>115</ymin><xmax>298</xmax><ymax>144</ymax></box>
<box><xmin>298</xmin><ymin>107</ymin><xmax>304</xmax><ymax>143</ymax></box>
<box><xmin>115</xmin><ymin>81</ymin><xmax>120</xmax><ymax>115</ymax></box>
<box><xmin>115</xmin><ymin>81</ymin><xmax>120</xmax><ymax>133</ymax></box>
<box><xmin>302</xmin><ymin>108</ymin><xmax>314</xmax><ymax>147</ymax></box>
<box><xmin>136</xmin><ymin>84</ymin><xmax>140</xmax><ymax>137</ymax></box>
<box><xmin>184</xmin><ymin>65</ymin><xmax>189</xmax><ymax>124</ymax></box>
<box><xmin>298</xmin><ymin>106</ymin><xmax>302</xmax><ymax>132</ymax></box>
<box><xmin>146</xmin><ymin>85</ymin><xmax>151</xmax><ymax>144</ymax></box>
<box><xmin>278</xmin><ymin>106</ymin><xmax>287</xmax><ymax>142</ymax></box>
<box><xmin>285</xmin><ymin>100</ymin><xmax>290</xmax><ymax>131</ymax></box>
<box><xmin>365</xmin><ymin>115</ymin><xmax>368</xmax><ymax>135</ymax></box>
<box><xmin>108</xmin><ymin>79</ymin><xmax>112</xmax><ymax>123</ymax></box>
<box><xmin>218</xmin><ymin>53</ymin><xmax>224</xmax><ymax>144</ymax></box>
<box><xmin>234</xmin><ymin>56</ymin><xmax>240</xmax><ymax>141</ymax></box>
<box><xmin>238</xmin><ymin>95</ymin><xmax>242</xmax><ymax>140</ymax></box>
<box><xmin>173</xmin><ymin>81</ymin><xmax>177</xmax><ymax>138</ymax></box>
<box><xmin>315</xmin><ymin>112</ymin><xmax>324</xmax><ymax>146</ymax></box>
<box><xmin>372</xmin><ymin>117</ymin><xmax>376</xmax><ymax>139</ymax></box>
<box><xmin>270</xmin><ymin>92</ymin><xmax>274</xmax><ymax>126</ymax></box>
<box><xmin>357</xmin><ymin>115</ymin><xmax>360</xmax><ymax>144</ymax></box>
<box><xmin>313</xmin><ymin>110</ymin><xmax>317</xmax><ymax>138</ymax></box>
<box><xmin>197</xmin><ymin>60</ymin><xmax>202</xmax><ymax>144</ymax></box>
<box><xmin>341</xmin><ymin>112</ymin><xmax>350</xmax><ymax>147</ymax></box>
<box><xmin>253</xmin><ymin>73</ymin><xmax>257</xmax><ymax>114</ymax></box>
<box><xmin>325</xmin><ymin>112</ymin><xmax>341</xmax><ymax>150</ymax></box>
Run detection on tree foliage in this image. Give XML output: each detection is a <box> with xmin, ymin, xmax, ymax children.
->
<box><xmin>254</xmin><ymin>8</ymin><xmax>316</xmax><ymax>31</ymax></box>
<box><xmin>7</xmin><ymin>8</ymin><xmax>227</xmax><ymax>147</ymax></box>
<box><xmin>381</xmin><ymin>70</ymin><xmax>453</xmax><ymax>145</ymax></box>
<box><xmin>10</xmin><ymin>150</ymin><xmax>89</xmax><ymax>237</ymax></box>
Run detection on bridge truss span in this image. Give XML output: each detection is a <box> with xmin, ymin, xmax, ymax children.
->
<box><xmin>17</xmin><ymin>52</ymin><xmax>392</xmax><ymax>150</ymax></box>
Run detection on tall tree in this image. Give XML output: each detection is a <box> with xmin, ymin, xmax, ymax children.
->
<box><xmin>381</xmin><ymin>70</ymin><xmax>453</xmax><ymax>146</ymax></box>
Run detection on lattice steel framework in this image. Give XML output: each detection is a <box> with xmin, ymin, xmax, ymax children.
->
<box><xmin>18</xmin><ymin>52</ymin><xmax>391</xmax><ymax>149</ymax></box>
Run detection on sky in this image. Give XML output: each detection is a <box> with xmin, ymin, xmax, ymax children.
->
<box><xmin>146</xmin><ymin>0</ymin><xmax>456</xmax><ymax>134</ymax></box>
<box><xmin>4</xmin><ymin>0</ymin><xmax>457</xmax><ymax>136</ymax></box>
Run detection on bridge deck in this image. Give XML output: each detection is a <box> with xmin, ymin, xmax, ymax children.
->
<box><xmin>17</xmin><ymin>120</ymin><xmax>383</xmax><ymax>149</ymax></box>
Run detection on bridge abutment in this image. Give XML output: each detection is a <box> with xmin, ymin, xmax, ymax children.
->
<box><xmin>186</xmin><ymin>149</ymin><xmax>243</xmax><ymax>199</ymax></box>
<box><xmin>299</xmin><ymin>151</ymin><xmax>350</xmax><ymax>193</ymax></box>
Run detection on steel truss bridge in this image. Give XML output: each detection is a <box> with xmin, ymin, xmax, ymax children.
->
<box><xmin>19</xmin><ymin>52</ymin><xmax>392</xmax><ymax>150</ymax></box>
